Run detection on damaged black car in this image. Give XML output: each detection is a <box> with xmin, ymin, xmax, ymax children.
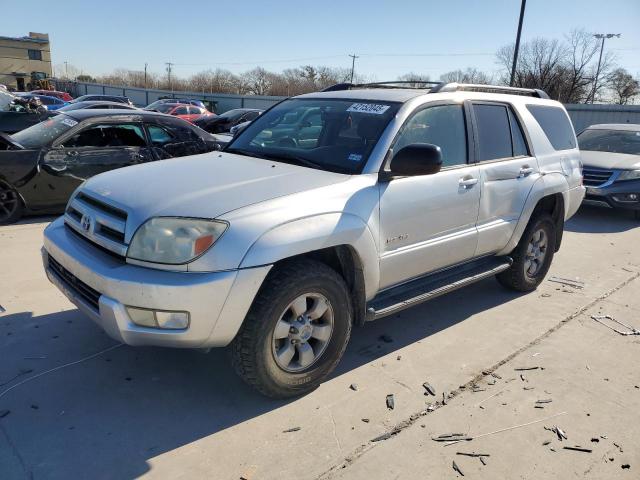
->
<box><xmin>0</xmin><ymin>109</ymin><xmax>220</xmax><ymax>224</ymax></box>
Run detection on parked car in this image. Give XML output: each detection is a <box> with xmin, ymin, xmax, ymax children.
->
<box><xmin>0</xmin><ymin>109</ymin><xmax>220</xmax><ymax>224</ymax></box>
<box><xmin>146</xmin><ymin>98</ymin><xmax>207</xmax><ymax>110</ymax></box>
<box><xmin>70</xmin><ymin>95</ymin><xmax>134</xmax><ymax>106</ymax></box>
<box><xmin>148</xmin><ymin>103</ymin><xmax>213</xmax><ymax>123</ymax></box>
<box><xmin>579</xmin><ymin>123</ymin><xmax>640</xmax><ymax>219</ymax></box>
<box><xmin>41</xmin><ymin>83</ymin><xmax>584</xmax><ymax>397</ymax></box>
<box><xmin>56</xmin><ymin>101</ymin><xmax>139</xmax><ymax>112</ymax></box>
<box><xmin>0</xmin><ymin>99</ymin><xmax>54</xmax><ymax>134</ymax></box>
<box><xmin>194</xmin><ymin>108</ymin><xmax>263</xmax><ymax>134</ymax></box>
<box><xmin>30</xmin><ymin>90</ymin><xmax>74</xmax><ymax>102</ymax></box>
<box><xmin>17</xmin><ymin>94</ymin><xmax>69</xmax><ymax>110</ymax></box>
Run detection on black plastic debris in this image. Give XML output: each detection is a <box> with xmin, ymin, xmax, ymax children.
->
<box><xmin>371</xmin><ymin>432</ymin><xmax>393</xmax><ymax>442</ymax></box>
<box><xmin>361</xmin><ymin>418</ymin><xmax>370</xmax><ymax>423</ymax></box>
<box><xmin>283</xmin><ymin>427</ymin><xmax>301</xmax><ymax>433</ymax></box>
<box><xmin>591</xmin><ymin>438</ymin><xmax>600</xmax><ymax>443</ymax></box>
<box><xmin>423</xmin><ymin>382</ymin><xmax>436</xmax><ymax>396</ymax></box>
<box><xmin>514</xmin><ymin>367</ymin><xmax>540</xmax><ymax>371</ymax></box>
<box><xmin>479</xmin><ymin>456</ymin><xmax>487</xmax><ymax>466</ymax></box>
<box><xmin>536</xmin><ymin>399</ymin><xmax>553</xmax><ymax>404</ymax></box>
<box><xmin>432</xmin><ymin>433</ymin><xmax>472</xmax><ymax>442</ymax></box>
<box><xmin>349</xmin><ymin>383</ymin><xmax>358</xmax><ymax>391</ymax></box>
<box><xmin>456</xmin><ymin>452</ymin><xmax>490</xmax><ymax>458</ymax></box>
<box><xmin>452</xmin><ymin>460</ymin><xmax>464</xmax><ymax>476</ymax></box>
<box><xmin>622</xmin><ymin>464</ymin><xmax>630</xmax><ymax>469</ymax></box>
<box><xmin>386</xmin><ymin>394</ymin><xmax>395</xmax><ymax>410</ymax></box>
<box><xmin>542</xmin><ymin>441</ymin><xmax>551</xmax><ymax>446</ymax></box>
<box><xmin>563</xmin><ymin>446</ymin><xmax>592</xmax><ymax>453</ymax></box>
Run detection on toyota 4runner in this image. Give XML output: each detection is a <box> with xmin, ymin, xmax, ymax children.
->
<box><xmin>42</xmin><ymin>82</ymin><xmax>585</xmax><ymax>397</ymax></box>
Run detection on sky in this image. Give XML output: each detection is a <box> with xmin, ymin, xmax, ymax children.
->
<box><xmin>8</xmin><ymin>0</ymin><xmax>640</xmax><ymax>81</ymax></box>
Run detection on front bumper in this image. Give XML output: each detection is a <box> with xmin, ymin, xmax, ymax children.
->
<box><xmin>42</xmin><ymin>217</ymin><xmax>271</xmax><ymax>348</ymax></box>
<box><xmin>582</xmin><ymin>179</ymin><xmax>640</xmax><ymax>211</ymax></box>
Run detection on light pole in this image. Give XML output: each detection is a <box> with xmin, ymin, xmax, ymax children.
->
<box><xmin>589</xmin><ymin>33</ymin><xmax>621</xmax><ymax>103</ymax></box>
<box><xmin>349</xmin><ymin>54</ymin><xmax>359</xmax><ymax>84</ymax></box>
<box><xmin>510</xmin><ymin>0</ymin><xmax>527</xmax><ymax>87</ymax></box>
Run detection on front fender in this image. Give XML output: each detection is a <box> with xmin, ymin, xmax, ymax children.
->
<box><xmin>239</xmin><ymin>212</ymin><xmax>380</xmax><ymax>299</ymax></box>
<box><xmin>497</xmin><ymin>173</ymin><xmax>568</xmax><ymax>256</ymax></box>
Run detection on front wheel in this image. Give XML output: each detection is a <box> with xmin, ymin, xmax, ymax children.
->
<box><xmin>0</xmin><ymin>180</ymin><xmax>24</xmax><ymax>225</ymax></box>
<box><xmin>230</xmin><ymin>259</ymin><xmax>352</xmax><ymax>398</ymax></box>
<box><xmin>497</xmin><ymin>213</ymin><xmax>556</xmax><ymax>292</ymax></box>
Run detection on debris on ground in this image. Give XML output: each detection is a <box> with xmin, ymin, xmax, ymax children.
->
<box><xmin>396</xmin><ymin>355</ymin><xmax>401</xmax><ymax>361</ymax></box>
<box><xmin>349</xmin><ymin>383</ymin><xmax>358</xmax><ymax>391</ymax></box>
<box><xmin>491</xmin><ymin>372</ymin><xmax>502</xmax><ymax>379</ymax></box>
<box><xmin>542</xmin><ymin>440</ymin><xmax>551</xmax><ymax>446</ymax></box>
<box><xmin>591</xmin><ymin>315</ymin><xmax>640</xmax><ymax>336</ymax></box>
<box><xmin>361</xmin><ymin>418</ymin><xmax>370</xmax><ymax>423</ymax></box>
<box><xmin>563</xmin><ymin>446</ymin><xmax>592</xmax><ymax>453</ymax></box>
<box><xmin>422</xmin><ymin>382</ymin><xmax>436</xmax><ymax>396</ymax></box>
<box><xmin>548</xmin><ymin>276</ymin><xmax>585</xmax><ymax>289</ymax></box>
<box><xmin>386</xmin><ymin>394</ymin><xmax>395</xmax><ymax>410</ymax></box>
<box><xmin>613</xmin><ymin>442</ymin><xmax>623</xmax><ymax>452</ymax></box>
<box><xmin>282</xmin><ymin>427</ymin><xmax>301</xmax><ymax>433</ymax></box>
<box><xmin>591</xmin><ymin>438</ymin><xmax>599</xmax><ymax>443</ymax></box>
<box><xmin>452</xmin><ymin>460</ymin><xmax>464</xmax><ymax>476</ymax></box>
<box><xmin>545</xmin><ymin>425</ymin><xmax>568</xmax><ymax>441</ymax></box>
<box><xmin>0</xmin><ymin>305</ymin><xmax>5</xmax><ymax>314</ymax></box>
<box><xmin>371</xmin><ymin>432</ymin><xmax>394</xmax><ymax>442</ymax></box>
<box><xmin>514</xmin><ymin>366</ymin><xmax>540</xmax><ymax>371</ymax></box>
<box><xmin>456</xmin><ymin>452</ymin><xmax>490</xmax><ymax>458</ymax></box>
<box><xmin>432</xmin><ymin>433</ymin><xmax>472</xmax><ymax>442</ymax></box>
<box><xmin>622</xmin><ymin>464</ymin><xmax>630</xmax><ymax>469</ymax></box>
<box><xmin>0</xmin><ymin>409</ymin><xmax>10</xmax><ymax>418</ymax></box>
<box><xmin>536</xmin><ymin>399</ymin><xmax>553</xmax><ymax>404</ymax></box>
<box><xmin>378</xmin><ymin>334</ymin><xmax>393</xmax><ymax>343</ymax></box>
<box><xmin>479</xmin><ymin>456</ymin><xmax>487</xmax><ymax>466</ymax></box>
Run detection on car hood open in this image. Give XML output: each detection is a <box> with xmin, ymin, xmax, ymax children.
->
<box><xmin>80</xmin><ymin>151</ymin><xmax>350</xmax><ymax>228</ymax></box>
<box><xmin>581</xmin><ymin>150</ymin><xmax>640</xmax><ymax>170</ymax></box>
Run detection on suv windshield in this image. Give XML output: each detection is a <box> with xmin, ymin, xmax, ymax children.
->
<box><xmin>226</xmin><ymin>98</ymin><xmax>400</xmax><ymax>174</ymax></box>
<box><xmin>578</xmin><ymin>129</ymin><xmax>640</xmax><ymax>155</ymax></box>
<box><xmin>12</xmin><ymin>114</ymin><xmax>77</xmax><ymax>148</ymax></box>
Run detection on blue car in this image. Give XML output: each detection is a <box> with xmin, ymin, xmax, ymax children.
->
<box><xmin>17</xmin><ymin>93</ymin><xmax>69</xmax><ymax>111</ymax></box>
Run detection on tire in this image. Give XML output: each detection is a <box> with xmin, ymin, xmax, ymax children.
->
<box><xmin>230</xmin><ymin>258</ymin><xmax>352</xmax><ymax>398</ymax></box>
<box><xmin>634</xmin><ymin>210</ymin><xmax>640</xmax><ymax>221</ymax></box>
<box><xmin>497</xmin><ymin>213</ymin><xmax>556</xmax><ymax>292</ymax></box>
<box><xmin>0</xmin><ymin>180</ymin><xmax>24</xmax><ymax>225</ymax></box>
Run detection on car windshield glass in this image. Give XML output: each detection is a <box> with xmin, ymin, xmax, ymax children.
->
<box><xmin>226</xmin><ymin>98</ymin><xmax>400</xmax><ymax>174</ymax></box>
<box><xmin>12</xmin><ymin>114</ymin><xmax>77</xmax><ymax>148</ymax></box>
<box><xmin>154</xmin><ymin>104</ymin><xmax>177</xmax><ymax>113</ymax></box>
<box><xmin>578</xmin><ymin>129</ymin><xmax>640</xmax><ymax>155</ymax></box>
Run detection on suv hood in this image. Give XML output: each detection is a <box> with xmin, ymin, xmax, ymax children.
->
<box><xmin>581</xmin><ymin>150</ymin><xmax>640</xmax><ymax>170</ymax></box>
<box><xmin>80</xmin><ymin>152</ymin><xmax>349</xmax><ymax>227</ymax></box>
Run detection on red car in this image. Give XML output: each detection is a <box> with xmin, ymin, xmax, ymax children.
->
<box><xmin>30</xmin><ymin>90</ymin><xmax>73</xmax><ymax>102</ymax></box>
<box><xmin>152</xmin><ymin>103</ymin><xmax>214</xmax><ymax>123</ymax></box>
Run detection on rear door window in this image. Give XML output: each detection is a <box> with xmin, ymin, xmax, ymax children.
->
<box><xmin>473</xmin><ymin>104</ymin><xmax>513</xmax><ymax>161</ymax></box>
<box><xmin>526</xmin><ymin>105</ymin><xmax>576</xmax><ymax>150</ymax></box>
<box><xmin>63</xmin><ymin>124</ymin><xmax>146</xmax><ymax>148</ymax></box>
<box><xmin>174</xmin><ymin>106</ymin><xmax>188</xmax><ymax>115</ymax></box>
<box><xmin>508</xmin><ymin>108</ymin><xmax>529</xmax><ymax>157</ymax></box>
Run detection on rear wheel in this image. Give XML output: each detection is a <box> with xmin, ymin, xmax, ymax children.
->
<box><xmin>230</xmin><ymin>259</ymin><xmax>352</xmax><ymax>398</ymax></box>
<box><xmin>497</xmin><ymin>213</ymin><xmax>556</xmax><ymax>292</ymax></box>
<box><xmin>0</xmin><ymin>180</ymin><xmax>24</xmax><ymax>225</ymax></box>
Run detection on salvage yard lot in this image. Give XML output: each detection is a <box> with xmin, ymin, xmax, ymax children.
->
<box><xmin>0</xmin><ymin>207</ymin><xmax>639</xmax><ymax>479</ymax></box>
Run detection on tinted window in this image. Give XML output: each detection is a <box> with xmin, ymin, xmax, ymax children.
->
<box><xmin>527</xmin><ymin>105</ymin><xmax>576</xmax><ymax>150</ymax></box>
<box><xmin>578</xmin><ymin>129</ymin><xmax>640</xmax><ymax>155</ymax></box>
<box><xmin>63</xmin><ymin>124</ymin><xmax>146</xmax><ymax>148</ymax></box>
<box><xmin>474</xmin><ymin>104</ymin><xmax>512</xmax><ymax>161</ymax></box>
<box><xmin>174</xmin><ymin>106</ymin><xmax>188</xmax><ymax>115</ymax></box>
<box><xmin>508</xmin><ymin>108</ymin><xmax>529</xmax><ymax>157</ymax></box>
<box><xmin>147</xmin><ymin>125</ymin><xmax>175</xmax><ymax>146</ymax></box>
<box><xmin>189</xmin><ymin>106</ymin><xmax>203</xmax><ymax>115</ymax></box>
<box><xmin>394</xmin><ymin>105</ymin><xmax>467</xmax><ymax>167</ymax></box>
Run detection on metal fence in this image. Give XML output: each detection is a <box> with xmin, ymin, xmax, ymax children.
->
<box><xmin>67</xmin><ymin>81</ymin><xmax>640</xmax><ymax>129</ymax></box>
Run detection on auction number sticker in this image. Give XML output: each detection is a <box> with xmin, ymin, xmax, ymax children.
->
<box><xmin>347</xmin><ymin>103</ymin><xmax>390</xmax><ymax>115</ymax></box>
<box><xmin>61</xmin><ymin>118</ymin><xmax>78</xmax><ymax>127</ymax></box>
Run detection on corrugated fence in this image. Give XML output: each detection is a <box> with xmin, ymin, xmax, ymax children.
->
<box><xmin>70</xmin><ymin>81</ymin><xmax>640</xmax><ymax>131</ymax></box>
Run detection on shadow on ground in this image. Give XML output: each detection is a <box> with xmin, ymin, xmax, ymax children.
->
<box><xmin>565</xmin><ymin>205</ymin><xmax>638</xmax><ymax>234</ymax></box>
<box><xmin>0</xmin><ymin>277</ymin><xmax>521</xmax><ymax>479</ymax></box>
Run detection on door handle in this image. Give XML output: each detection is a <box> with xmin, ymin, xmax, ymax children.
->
<box><xmin>459</xmin><ymin>177</ymin><xmax>478</xmax><ymax>188</ymax></box>
<box><xmin>518</xmin><ymin>166</ymin><xmax>534</xmax><ymax>177</ymax></box>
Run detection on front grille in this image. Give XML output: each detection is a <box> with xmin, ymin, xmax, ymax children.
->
<box><xmin>64</xmin><ymin>192</ymin><xmax>129</xmax><ymax>258</ymax></box>
<box><xmin>48</xmin><ymin>255</ymin><xmax>101</xmax><ymax>311</ymax></box>
<box><xmin>582</xmin><ymin>168</ymin><xmax>614</xmax><ymax>187</ymax></box>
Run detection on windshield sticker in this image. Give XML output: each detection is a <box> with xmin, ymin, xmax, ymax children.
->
<box><xmin>61</xmin><ymin>118</ymin><xmax>78</xmax><ymax>127</ymax></box>
<box><xmin>347</xmin><ymin>103</ymin><xmax>390</xmax><ymax>115</ymax></box>
<box><xmin>347</xmin><ymin>153</ymin><xmax>363</xmax><ymax>162</ymax></box>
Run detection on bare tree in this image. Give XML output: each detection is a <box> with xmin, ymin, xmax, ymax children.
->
<box><xmin>607</xmin><ymin>68</ymin><xmax>640</xmax><ymax>104</ymax></box>
<box><xmin>396</xmin><ymin>72</ymin><xmax>432</xmax><ymax>87</ymax></box>
<box><xmin>439</xmin><ymin>68</ymin><xmax>491</xmax><ymax>84</ymax></box>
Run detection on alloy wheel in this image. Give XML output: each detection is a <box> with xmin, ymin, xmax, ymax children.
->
<box><xmin>0</xmin><ymin>181</ymin><xmax>20</xmax><ymax>223</ymax></box>
<box><xmin>524</xmin><ymin>228</ymin><xmax>548</xmax><ymax>277</ymax></box>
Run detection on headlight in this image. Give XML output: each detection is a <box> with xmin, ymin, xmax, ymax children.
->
<box><xmin>618</xmin><ymin>169</ymin><xmax>640</xmax><ymax>181</ymax></box>
<box><xmin>127</xmin><ymin>217</ymin><xmax>227</xmax><ymax>264</ymax></box>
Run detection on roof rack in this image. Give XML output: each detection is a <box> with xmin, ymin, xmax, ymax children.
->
<box><xmin>322</xmin><ymin>81</ymin><xmax>550</xmax><ymax>99</ymax></box>
<box><xmin>429</xmin><ymin>82</ymin><xmax>549</xmax><ymax>99</ymax></box>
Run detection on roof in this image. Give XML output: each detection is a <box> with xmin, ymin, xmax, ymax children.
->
<box><xmin>584</xmin><ymin>123</ymin><xmax>640</xmax><ymax>131</ymax></box>
<box><xmin>296</xmin><ymin>88</ymin><xmax>424</xmax><ymax>103</ymax></box>
<box><xmin>65</xmin><ymin>101</ymin><xmax>135</xmax><ymax>107</ymax></box>
<box><xmin>61</xmin><ymin>109</ymin><xmax>170</xmax><ymax>121</ymax></box>
<box><xmin>0</xmin><ymin>35</ymin><xmax>48</xmax><ymax>44</ymax></box>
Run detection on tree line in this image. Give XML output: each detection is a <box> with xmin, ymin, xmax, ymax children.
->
<box><xmin>56</xmin><ymin>30</ymin><xmax>639</xmax><ymax>105</ymax></box>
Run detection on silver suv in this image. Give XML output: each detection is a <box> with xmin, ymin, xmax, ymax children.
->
<box><xmin>42</xmin><ymin>82</ymin><xmax>585</xmax><ymax>397</ymax></box>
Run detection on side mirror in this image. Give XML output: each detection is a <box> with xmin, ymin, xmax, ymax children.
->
<box><xmin>388</xmin><ymin>143</ymin><xmax>442</xmax><ymax>177</ymax></box>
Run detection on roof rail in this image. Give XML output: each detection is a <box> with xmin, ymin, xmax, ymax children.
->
<box><xmin>430</xmin><ymin>82</ymin><xmax>550</xmax><ymax>99</ymax></box>
<box><xmin>322</xmin><ymin>81</ymin><xmax>442</xmax><ymax>92</ymax></box>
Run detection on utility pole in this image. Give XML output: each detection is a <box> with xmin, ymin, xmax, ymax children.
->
<box><xmin>165</xmin><ymin>62</ymin><xmax>174</xmax><ymax>91</ymax></box>
<box><xmin>589</xmin><ymin>33</ymin><xmax>621</xmax><ymax>103</ymax></box>
<box><xmin>349</xmin><ymin>54</ymin><xmax>359</xmax><ymax>84</ymax></box>
<box><xmin>509</xmin><ymin>0</ymin><xmax>527</xmax><ymax>86</ymax></box>
<box><xmin>64</xmin><ymin>61</ymin><xmax>68</xmax><ymax>79</ymax></box>
<box><xmin>144</xmin><ymin>63</ymin><xmax>148</xmax><ymax>88</ymax></box>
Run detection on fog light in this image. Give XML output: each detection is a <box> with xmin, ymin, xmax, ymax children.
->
<box><xmin>612</xmin><ymin>193</ymin><xmax>639</xmax><ymax>203</ymax></box>
<box><xmin>126</xmin><ymin>307</ymin><xmax>189</xmax><ymax>330</ymax></box>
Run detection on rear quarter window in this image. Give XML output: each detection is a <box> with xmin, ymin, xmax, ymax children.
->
<box><xmin>526</xmin><ymin>105</ymin><xmax>576</xmax><ymax>151</ymax></box>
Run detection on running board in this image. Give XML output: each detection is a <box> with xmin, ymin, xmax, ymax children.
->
<box><xmin>366</xmin><ymin>257</ymin><xmax>512</xmax><ymax>321</ymax></box>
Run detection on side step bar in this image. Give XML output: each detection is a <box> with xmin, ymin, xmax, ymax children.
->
<box><xmin>366</xmin><ymin>257</ymin><xmax>512</xmax><ymax>321</ymax></box>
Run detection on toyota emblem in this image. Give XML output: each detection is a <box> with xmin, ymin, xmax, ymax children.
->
<box><xmin>80</xmin><ymin>214</ymin><xmax>92</xmax><ymax>232</ymax></box>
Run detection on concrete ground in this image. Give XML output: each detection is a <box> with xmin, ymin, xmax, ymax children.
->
<box><xmin>0</xmin><ymin>206</ymin><xmax>638</xmax><ymax>480</ymax></box>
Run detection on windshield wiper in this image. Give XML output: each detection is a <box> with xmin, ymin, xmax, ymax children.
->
<box><xmin>226</xmin><ymin>148</ymin><xmax>324</xmax><ymax>170</ymax></box>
